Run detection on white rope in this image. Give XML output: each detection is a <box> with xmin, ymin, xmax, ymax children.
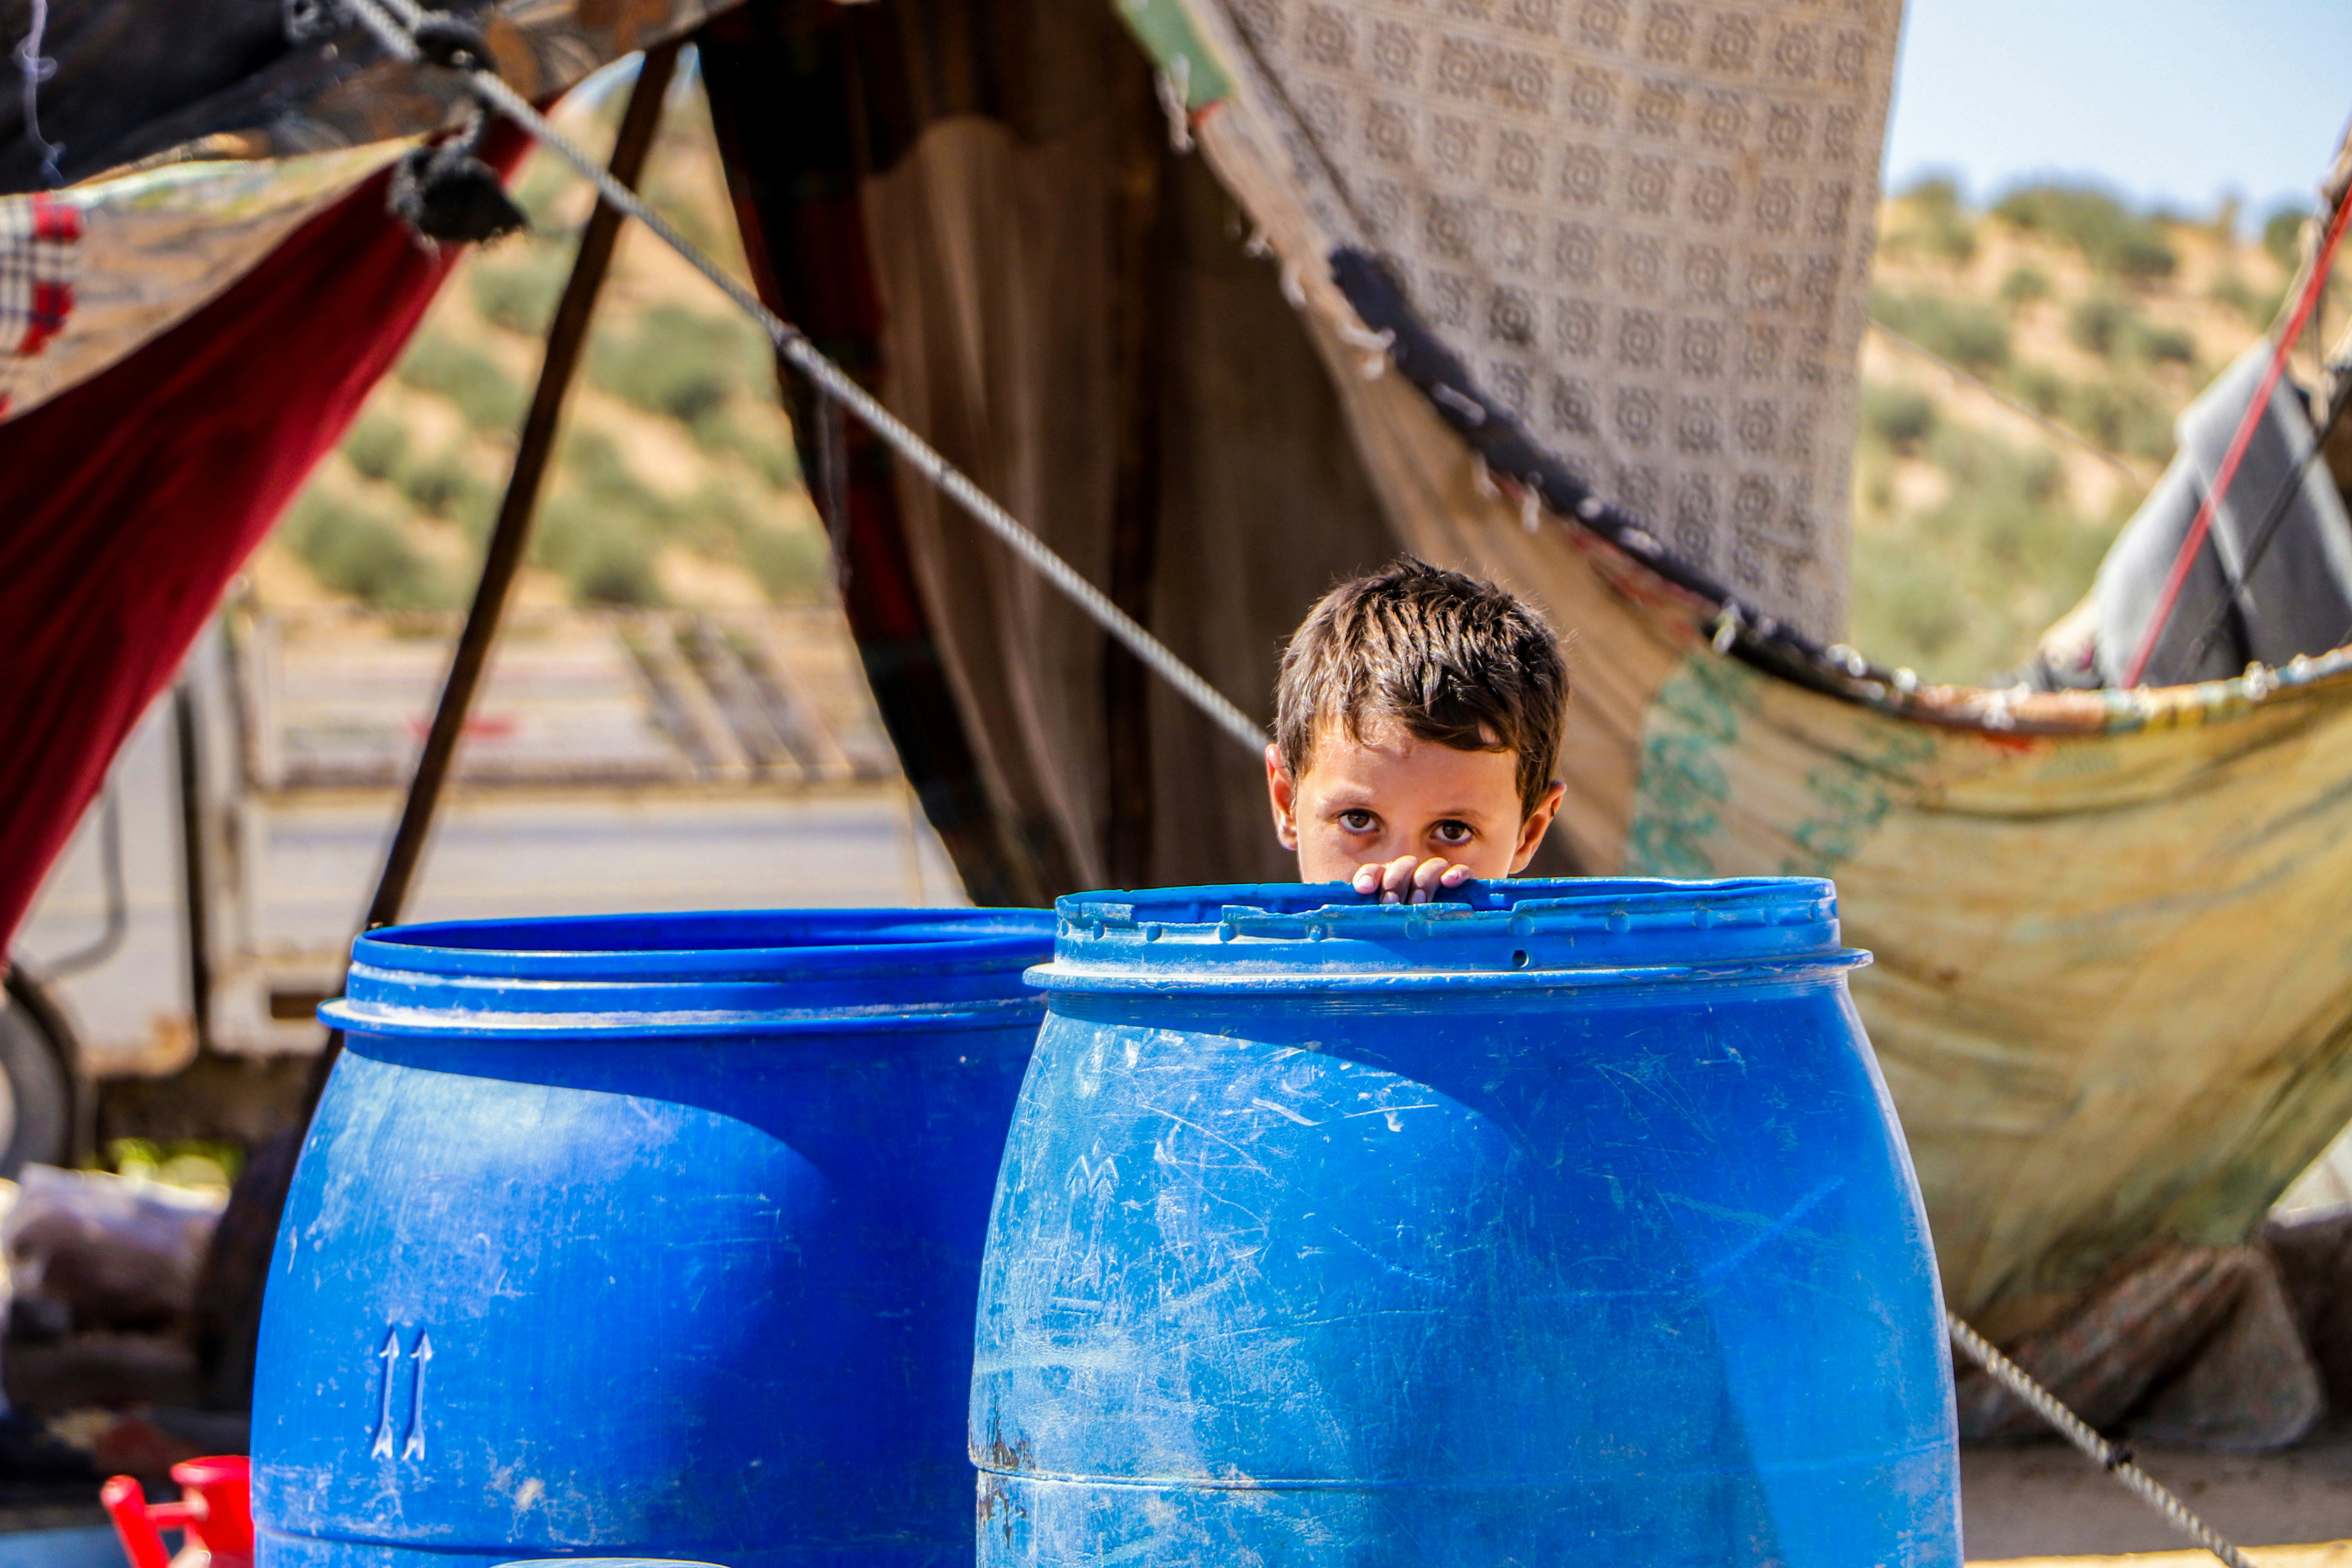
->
<box><xmin>1946</xmin><ymin>1312</ymin><xmax>2256</xmax><ymax>1568</ymax></box>
<box><xmin>342</xmin><ymin>0</ymin><xmax>1271</xmax><ymax>756</ymax></box>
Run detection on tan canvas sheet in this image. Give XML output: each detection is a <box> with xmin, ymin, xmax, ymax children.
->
<box><xmin>0</xmin><ymin>148</ymin><xmax>400</xmax><ymax>421</ymax></box>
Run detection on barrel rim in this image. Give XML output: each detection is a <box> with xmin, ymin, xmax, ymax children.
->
<box><xmin>1030</xmin><ymin>951</ymin><xmax>1870</xmax><ymax>996</ymax></box>
<box><xmin>321</xmin><ymin>991</ymin><xmax>1047</xmax><ymax>1040</ymax></box>
<box><xmin>1037</xmin><ymin>876</ymin><xmax>1854</xmax><ymax>987</ymax></box>
<box><xmin>1055</xmin><ymin>875</ymin><xmax>1825</xmax><ymax>919</ymax></box>
<box><xmin>345</xmin><ymin>906</ymin><xmax>1057</xmax><ymax>983</ymax></box>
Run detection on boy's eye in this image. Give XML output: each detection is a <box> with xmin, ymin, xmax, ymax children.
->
<box><xmin>1338</xmin><ymin>809</ymin><xmax>1379</xmax><ymax>833</ymax></box>
<box><xmin>1432</xmin><ymin>819</ymin><xmax>1475</xmax><ymax>845</ymax></box>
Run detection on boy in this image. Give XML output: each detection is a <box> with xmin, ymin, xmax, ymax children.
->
<box><xmin>1265</xmin><ymin>557</ymin><xmax>1568</xmax><ymax>903</ymax></box>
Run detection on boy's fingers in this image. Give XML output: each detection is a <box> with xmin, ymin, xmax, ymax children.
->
<box><xmin>1407</xmin><ymin>860</ymin><xmax>1478</xmax><ymax>904</ymax></box>
<box><xmin>1362</xmin><ymin>858</ymin><xmax>1477</xmax><ymax>904</ymax></box>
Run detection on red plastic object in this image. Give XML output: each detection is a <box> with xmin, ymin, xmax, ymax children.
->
<box><xmin>102</xmin><ymin>1456</ymin><xmax>253</xmax><ymax>1568</ymax></box>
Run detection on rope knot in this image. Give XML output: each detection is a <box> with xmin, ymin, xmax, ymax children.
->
<box><xmin>388</xmin><ymin>110</ymin><xmax>525</xmax><ymax>246</ymax></box>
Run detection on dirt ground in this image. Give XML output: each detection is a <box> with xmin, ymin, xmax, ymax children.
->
<box><xmin>1</xmin><ymin>1434</ymin><xmax>2346</xmax><ymax>1558</ymax></box>
<box><xmin>1966</xmin><ymin>1428</ymin><xmax>2352</xmax><ymax>1560</ymax></box>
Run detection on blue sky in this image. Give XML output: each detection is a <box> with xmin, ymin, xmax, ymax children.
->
<box><xmin>1883</xmin><ymin>0</ymin><xmax>2352</xmax><ymax>224</ymax></box>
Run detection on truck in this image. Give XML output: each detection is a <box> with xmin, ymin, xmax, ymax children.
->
<box><xmin>5</xmin><ymin>595</ymin><xmax>965</xmax><ymax>1171</ymax></box>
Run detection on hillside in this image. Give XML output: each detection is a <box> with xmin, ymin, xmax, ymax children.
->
<box><xmin>253</xmin><ymin>60</ymin><xmax>2350</xmax><ymax>690</ymax></box>
<box><xmin>1851</xmin><ymin>175</ymin><xmax>2346</xmax><ymax>683</ymax></box>
<box><xmin>250</xmin><ymin>56</ymin><xmax>828</xmax><ymax>618</ymax></box>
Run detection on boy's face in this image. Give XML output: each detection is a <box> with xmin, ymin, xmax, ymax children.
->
<box><xmin>1266</xmin><ymin>719</ymin><xmax>1565</xmax><ymax>897</ymax></box>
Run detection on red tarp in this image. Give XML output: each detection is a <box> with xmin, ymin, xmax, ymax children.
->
<box><xmin>0</xmin><ymin>132</ymin><xmax>525</xmax><ymax>950</ymax></box>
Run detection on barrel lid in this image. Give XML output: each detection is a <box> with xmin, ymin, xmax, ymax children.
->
<box><xmin>1032</xmin><ymin>877</ymin><xmax>1866</xmax><ymax>994</ymax></box>
<box><xmin>323</xmin><ymin>907</ymin><xmax>1056</xmax><ymax>1038</ymax></box>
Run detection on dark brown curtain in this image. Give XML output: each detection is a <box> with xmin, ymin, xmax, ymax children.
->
<box><xmin>700</xmin><ymin>0</ymin><xmax>1402</xmax><ymax>901</ymax></box>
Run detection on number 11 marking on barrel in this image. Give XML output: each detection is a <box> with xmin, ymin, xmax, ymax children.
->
<box><xmin>369</xmin><ymin>1328</ymin><xmax>432</xmax><ymax>1461</ymax></box>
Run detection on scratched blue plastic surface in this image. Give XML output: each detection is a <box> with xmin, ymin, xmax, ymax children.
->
<box><xmin>972</xmin><ymin>878</ymin><xmax>1961</xmax><ymax>1568</ymax></box>
<box><xmin>250</xmin><ymin>908</ymin><xmax>1055</xmax><ymax>1568</ymax></box>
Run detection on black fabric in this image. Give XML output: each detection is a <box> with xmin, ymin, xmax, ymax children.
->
<box><xmin>0</xmin><ymin>0</ymin><xmax>292</xmax><ymax>192</ymax></box>
<box><xmin>2093</xmin><ymin>345</ymin><xmax>2352</xmax><ymax>688</ymax></box>
<box><xmin>387</xmin><ymin>117</ymin><xmax>528</xmax><ymax>246</ymax></box>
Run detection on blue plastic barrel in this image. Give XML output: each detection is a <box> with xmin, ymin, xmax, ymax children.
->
<box><xmin>973</xmin><ymin>879</ymin><xmax>1959</xmax><ymax>1568</ymax></box>
<box><xmin>252</xmin><ymin>908</ymin><xmax>1055</xmax><ymax>1568</ymax></box>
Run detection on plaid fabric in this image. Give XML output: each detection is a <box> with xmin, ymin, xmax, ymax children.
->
<box><xmin>0</xmin><ymin>192</ymin><xmax>83</xmax><ymax>417</ymax></box>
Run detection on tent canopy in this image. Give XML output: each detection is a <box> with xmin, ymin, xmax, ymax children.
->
<box><xmin>10</xmin><ymin>0</ymin><xmax>2352</xmax><ymax>1357</ymax></box>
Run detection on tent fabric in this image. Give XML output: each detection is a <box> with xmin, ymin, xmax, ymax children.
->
<box><xmin>1191</xmin><ymin>0</ymin><xmax>1902</xmax><ymax>643</ymax></box>
<box><xmin>0</xmin><ymin>128</ymin><xmax>525</xmax><ymax>950</ymax></box>
<box><xmin>1955</xmin><ymin>1243</ymin><xmax>2322</xmax><ymax>1452</ymax></box>
<box><xmin>0</xmin><ymin>192</ymin><xmax>78</xmax><ymax>392</ymax></box>
<box><xmin>700</xmin><ymin>0</ymin><xmax>1491</xmax><ymax>900</ymax></box>
<box><xmin>2085</xmin><ymin>342</ymin><xmax>2352</xmax><ymax>689</ymax></box>
<box><xmin>0</xmin><ymin>0</ymin><xmax>729</xmax><ymax>195</ymax></box>
<box><xmin>857</xmin><ymin>117</ymin><xmax>1407</xmax><ymax>891</ymax></box>
<box><xmin>0</xmin><ymin>0</ymin><xmax>737</xmax><ymax>427</ymax></box>
<box><xmin>698</xmin><ymin>0</ymin><xmax>1073</xmax><ymax>908</ymax></box>
<box><xmin>2268</xmin><ymin>1207</ymin><xmax>2352</xmax><ymax>1416</ymax></box>
<box><xmin>0</xmin><ymin>145</ymin><xmax>403</xmax><ymax>420</ymax></box>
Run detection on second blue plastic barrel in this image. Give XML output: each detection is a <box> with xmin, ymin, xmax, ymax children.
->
<box><xmin>252</xmin><ymin>907</ymin><xmax>1055</xmax><ymax>1568</ymax></box>
<box><xmin>973</xmin><ymin>879</ymin><xmax>1959</xmax><ymax>1568</ymax></box>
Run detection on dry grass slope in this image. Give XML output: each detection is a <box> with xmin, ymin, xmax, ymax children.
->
<box><xmin>1849</xmin><ymin>174</ymin><xmax>2346</xmax><ymax>685</ymax></box>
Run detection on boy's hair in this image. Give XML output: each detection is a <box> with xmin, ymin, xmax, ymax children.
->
<box><xmin>1275</xmin><ymin>557</ymin><xmax>1568</xmax><ymax>814</ymax></box>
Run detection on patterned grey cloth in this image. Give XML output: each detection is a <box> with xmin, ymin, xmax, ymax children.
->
<box><xmin>1219</xmin><ymin>0</ymin><xmax>1902</xmax><ymax>640</ymax></box>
